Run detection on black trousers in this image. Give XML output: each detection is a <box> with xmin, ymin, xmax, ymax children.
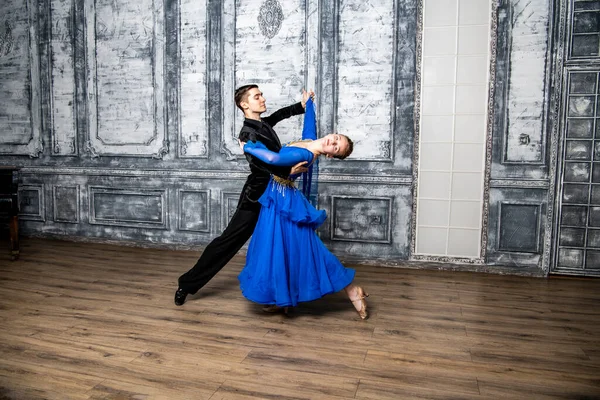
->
<box><xmin>178</xmin><ymin>207</ymin><xmax>260</xmax><ymax>294</ymax></box>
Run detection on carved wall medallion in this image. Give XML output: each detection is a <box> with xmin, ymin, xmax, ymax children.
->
<box><xmin>0</xmin><ymin>21</ymin><xmax>14</xmax><ymax>57</ymax></box>
<box><xmin>258</xmin><ymin>0</ymin><xmax>283</xmax><ymax>39</ymax></box>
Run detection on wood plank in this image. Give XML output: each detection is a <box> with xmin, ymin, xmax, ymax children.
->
<box><xmin>129</xmin><ymin>343</ymin><xmax>359</xmax><ymax>398</ymax></box>
<box><xmin>242</xmin><ymin>348</ymin><xmax>480</xmax><ymax>396</ymax></box>
<box><xmin>365</xmin><ymin>349</ymin><xmax>600</xmax><ymax>392</ymax></box>
<box><xmin>211</xmin><ymin>379</ymin><xmax>356</xmax><ymax>400</ymax></box>
<box><xmin>86</xmin><ymin>378</ymin><xmax>216</xmax><ymax>400</ymax></box>
<box><xmin>477</xmin><ymin>377</ymin><xmax>600</xmax><ymax>400</ymax></box>
<box><xmin>356</xmin><ymin>379</ymin><xmax>483</xmax><ymax>400</ymax></box>
<box><xmin>0</xmin><ymin>359</ymin><xmax>100</xmax><ymax>399</ymax></box>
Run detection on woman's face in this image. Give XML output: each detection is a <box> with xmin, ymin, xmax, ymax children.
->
<box><xmin>321</xmin><ymin>134</ymin><xmax>349</xmax><ymax>158</ymax></box>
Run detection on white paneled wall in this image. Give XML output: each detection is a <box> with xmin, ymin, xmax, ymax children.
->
<box><xmin>416</xmin><ymin>0</ymin><xmax>491</xmax><ymax>258</ymax></box>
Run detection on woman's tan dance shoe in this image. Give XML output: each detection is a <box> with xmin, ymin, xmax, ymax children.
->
<box><xmin>351</xmin><ymin>287</ymin><xmax>369</xmax><ymax>320</ymax></box>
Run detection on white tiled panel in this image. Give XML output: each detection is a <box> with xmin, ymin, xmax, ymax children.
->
<box><xmin>416</xmin><ymin>0</ymin><xmax>491</xmax><ymax>259</ymax></box>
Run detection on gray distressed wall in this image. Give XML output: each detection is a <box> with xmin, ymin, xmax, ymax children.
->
<box><xmin>1</xmin><ymin>0</ymin><xmax>585</xmax><ymax>276</ymax></box>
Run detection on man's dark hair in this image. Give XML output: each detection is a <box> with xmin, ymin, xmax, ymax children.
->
<box><xmin>334</xmin><ymin>135</ymin><xmax>354</xmax><ymax>160</ymax></box>
<box><xmin>234</xmin><ymin>84</ymin><xmax>258</xmax><ymax>112</ymax></box>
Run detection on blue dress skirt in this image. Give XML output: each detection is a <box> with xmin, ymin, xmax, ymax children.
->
<box><xmin>238</xmin><ymin>177</ymin><xmax>355</xmax><ymax>307</ymax></box>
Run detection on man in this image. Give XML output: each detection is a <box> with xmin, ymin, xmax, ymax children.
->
<box><xmin>175</xmin><ymin>85</ymin><xmax>314</xmax><ymax>305</ymax></box>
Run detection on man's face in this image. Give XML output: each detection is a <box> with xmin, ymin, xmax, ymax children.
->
<box><xmin>322</xmin><ymin>134</ymin><xmax>349</xmax><ymax>158</ymax></box>
<box><xmin>241</xmin><ymin>88</ymin><xmax>267</xmax><ymax>115</ymax></box>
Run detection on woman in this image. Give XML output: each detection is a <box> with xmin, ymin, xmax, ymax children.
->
<box><xmin>238</xmin><ymin>134</ymin><xmax>369</xmax><ymax>319</ymax></box>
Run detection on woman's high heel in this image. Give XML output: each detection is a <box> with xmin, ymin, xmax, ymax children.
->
<box><xmin>350</xmin><ymin>287</ymin><xmax>369</xmax><ymax>320</ymax></box>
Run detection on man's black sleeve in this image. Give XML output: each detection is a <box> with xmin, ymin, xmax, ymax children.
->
<box><xmin>262</xmin><ymin>102</ymin><xmax>305</xmax><ymax>127</ymax></box>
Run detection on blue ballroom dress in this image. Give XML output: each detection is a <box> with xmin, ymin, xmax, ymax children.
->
<box><xmin>238</xmin><ymin>141</ymin><xmax>355</xmax><ymax>307</ymax></box>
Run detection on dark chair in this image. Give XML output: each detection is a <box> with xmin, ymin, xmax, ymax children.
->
<box><xmin>0</xmin><ymin>166</ymin><xmax>20</xmax><ymax>260</ymax></box>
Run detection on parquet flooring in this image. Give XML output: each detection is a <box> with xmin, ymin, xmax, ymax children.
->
<box><xmin>0</xmin><ymin>238</ymin><xmax>599</xmax><ymax>399</ymax></box>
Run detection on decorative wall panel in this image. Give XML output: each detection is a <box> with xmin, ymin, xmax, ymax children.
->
<box><xmin>178</xmin><ymin>189</ymin><xmax>210</xmax><ymax>232</ymax></box>
<box><xmin>85</xmin><ymin>0</ymin><xmax>167</xmax><ymax>157</ymax></box>
<box><xmin>178</xmin><ymin>0</ymin><xmax>208</xmax><ymax>158</ymax></box>
<box><xmin>89</xmin><ymin>186</ymin><xmax>167</xmax><ymax>229</ymax></box>
<box><xmin>18</xmin><ymin>185</ymin><xmax>45</xmax><ymax>221</ymax></box>
<box><xmin>501</xmin><ymin>0</ymin><xmax>550</xmax><ymax>164</ymax></box>
<box><xmin>487</xmin><ymin>187</ymin><xmax>546</xmax><ymax>268</ymax></box>
<box><xmin>331</xmin><ymin>196</ymin><xmax>392</xmax><ymax>243</ymax></box>
<box><xmin>498</xmin><ymin>203</ymin><xmax>542</xmax><ymax>253</ymax></box>
<box><xmin>319</xmin><ymin>183</ymin><xmax>411</xmax><ymax>261</ymax></box>
<box><xmin>49</xmin><ymin>0</ymin><xmax>77</xmax><ymax>155</ymax></box>
<box><xmin>53</xmin><ymin>185</ymin><xmax>79</xmax><ymax>223</ymax></box>
<box><xmin>335</xmin><ymin>0</ymin><xmax>396</xmax><ymax>161</ymax></box>
<box><xmin>221</xmin><ymin>191</ymin><xmax>241</xmax><ymax>231</ymax></box>
<box><xmin>0</xmin><ymin>0</ymin><xmax>43</xmax><ymax>157</ymax></box>
<box><xmin>485</xmin><ymin>0</ymin><xmax>555</xmax><ymax>272</ymax></box>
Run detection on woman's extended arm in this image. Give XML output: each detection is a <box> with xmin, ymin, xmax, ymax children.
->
<box><xmin>243</xmin><ymin>141</ymin><xmax>314</xmax><ymax>167</ymax></box>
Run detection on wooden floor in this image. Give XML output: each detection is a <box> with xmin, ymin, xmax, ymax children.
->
<box><xmin>0</xmin><ymin>238</ymin><xmax>599</xmax><ymax>400</ymax></box>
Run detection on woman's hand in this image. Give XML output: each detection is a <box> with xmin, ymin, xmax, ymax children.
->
<box><xmin>238</xmin><ymin>139</ymin><xmax>246</xmax><ymax>152</ymax></box>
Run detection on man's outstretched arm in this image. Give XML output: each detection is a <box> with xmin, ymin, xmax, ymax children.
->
<box><xmin>263</xmin><ymin>89</ymin><xmax>315</xmax><ymax>127</ymax></box>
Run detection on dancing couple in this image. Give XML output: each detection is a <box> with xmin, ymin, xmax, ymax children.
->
<box><xmin>175</xmin><ymin>84</ymin><xmax>369</xmax><ymax>319</ymax></box>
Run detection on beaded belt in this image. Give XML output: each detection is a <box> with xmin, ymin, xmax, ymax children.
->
<box><xmin>273</xmin><ymin>175</ymin><xmax>294</xmax><ymax>187</ymax></box>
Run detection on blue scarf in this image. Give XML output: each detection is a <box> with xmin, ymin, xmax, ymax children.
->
<box><xmin>301</xmin><ymin>98</ymin><xmax>319</xmax><ymax>206</ymax></box>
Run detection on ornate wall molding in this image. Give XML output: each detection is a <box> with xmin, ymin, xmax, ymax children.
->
<box><xmin>19</xmin><ymin>166</ymin><xmax>413</xmax><ymax>185</ymax></box>
<box><xmin>318</xmin><ymin>173</ymin><xmax>412</xmax><ymax>185</ymax></box>
<box><xmin>546</xmin><ymin>0</ymin><xmax>568</xmax><ymax>274</ymax></box>
<box><xmin>481</xmin><ymin>0</ymin><xmax>499</xmax><ymax>264</ymax></box>
<box><xmin>0</xmin><ymin>0</ymin><xmax>43</xmax><ymax>158</ymax></box>
<box><xmin>489</xmin><ymin>179</ymin><xmax>550</xmax><ymax>189</ymax></box>
<box><xmin>84</xmin><ymin>0</ymin><xmax>167</xmax><ymax>158</ymax></box>
<box><xmin>410</xmin><ymin>0</ymin><xmax>424</xmax><ymax>262</ymax></box>
<box><xmin>411</xmin><ymin>254</ymin><xmax>485</xmax><ymax>265</ymax></box>
<box><xmin>88</xmin><ymin>186</ymin><xmax>168</xmax><ymax>229</ymax></box>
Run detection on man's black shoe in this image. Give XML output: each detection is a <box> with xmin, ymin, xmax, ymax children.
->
<box><xmin>174</xmin><ymin>288</ymin><xmax>188</xmax><ymax>306</ymax></box>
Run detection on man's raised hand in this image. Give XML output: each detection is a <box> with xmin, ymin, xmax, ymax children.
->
<box><xmin>290</xmin><ymin>161</ymin><xmax>309</xmax><ymax>175</ymax></box>
<box><xmin>301</xmin><ymin>89</ymin><xmax>316</xmax><ymax>108</ymax></box>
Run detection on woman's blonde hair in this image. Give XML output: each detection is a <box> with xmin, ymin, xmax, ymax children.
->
<box><xmin>334</xmin><ymin>134</ymin><xmax>353</xmax><ymax>160</ymax></box>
